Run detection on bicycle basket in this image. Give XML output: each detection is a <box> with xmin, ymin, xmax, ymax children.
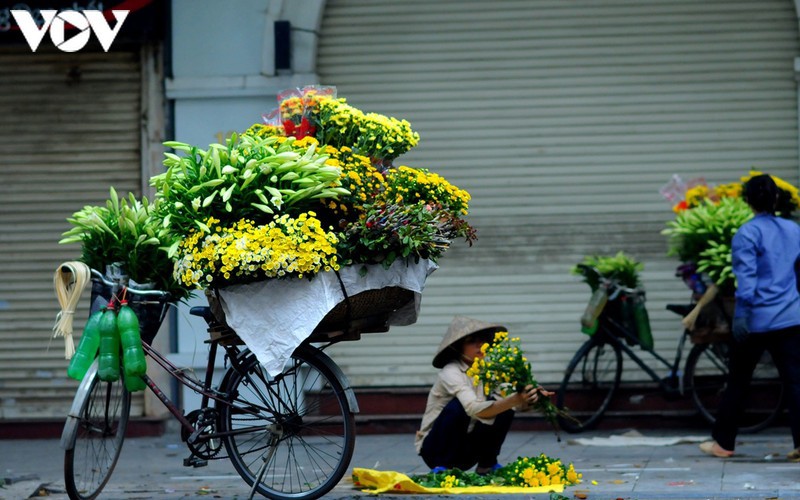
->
<box><xmin>601</xmin><ymin>290</ymin><xmax>653</xmax><ymax>349</ymax></box>
<box><xmin>690</xmin><ymin>296</ymin><xmax>734</xmax><ymax>344</ymax></box>
<box><xmin>89</xmin><ymin>279</ymin><xmax>171</xmax><ymax>345</ymax></box>
<box><xmin>313</xmin><ymin>286</ymin><xmax>416</xmax><ymax>337</ymax></box>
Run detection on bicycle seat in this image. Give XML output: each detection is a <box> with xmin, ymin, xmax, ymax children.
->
<box><xmin>189</xmin><ymin>306</ymin><xmax>216</xmax><ymax>323</ymax></box>
<box><xmin>666</xmin><ymin>303</ymin><xmax>694</xmax><ymax>317</ymax></box>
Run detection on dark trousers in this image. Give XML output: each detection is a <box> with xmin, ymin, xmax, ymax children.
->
<box><xmin>419</xmin><ymin>398</ymin><xmax>514</xmax><ymax>470</ymax></box>
<box><xmin>712</xmin><ymin>326</ymin><xmax>800</xmax><ymax>451</ymax></box>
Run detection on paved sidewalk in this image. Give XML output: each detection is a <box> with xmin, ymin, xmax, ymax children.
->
<box><xmin>1</xmin><ymin>424</ymin><xmax>798</xmax><ymax>499</ymax></box>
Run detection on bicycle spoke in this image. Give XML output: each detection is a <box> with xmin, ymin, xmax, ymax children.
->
<box><xmin>220</xmin><ymin>347</ymin><xmax>355</xmax><ymax>499</ymax></box>
<box><xmin>557</xmin><ymin>339</ymin><xmax>621</xmax><ymax>432</ymax></box>
<box><xmin>65</xmin><ymin>370</ymin><xmax>130</xmax><ymax>500</ymax></box>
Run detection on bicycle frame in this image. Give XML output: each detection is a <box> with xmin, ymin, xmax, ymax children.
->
<box><xmin>64</xmin><ymin>270</ymin><xmax>363</xmax><ymax>500</ymax></box>
<box><xmin>138</xmin><ymin>338</ymin><xmax>238</xmax><ymax>444</ymax></box>
<box><xmin>138</xmin><ymin>316</ymin><xmax>360</xmax><ymax>449</ymax></box>
<box><xmin>596</xmin><ymin>311</ymin><xmax>692</xmax><ymax>394</ymax></box>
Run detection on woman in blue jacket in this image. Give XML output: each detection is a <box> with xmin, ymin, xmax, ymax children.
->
<box><xmin>700</xmin><ymin>174</ymin><xmax>800</xmax><ymax>461</ymax></box>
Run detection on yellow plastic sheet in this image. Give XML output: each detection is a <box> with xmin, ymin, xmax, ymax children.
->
<box><xmin>351</xmin><ymin>468</ymin><xmax>566</xmax><ymax>495</ymax></box>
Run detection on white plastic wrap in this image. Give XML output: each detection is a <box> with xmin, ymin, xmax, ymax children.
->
<box><xmin>217</xmin><ymin>259</ymin><xmax>437</xmax><ymax>375</ymax></box>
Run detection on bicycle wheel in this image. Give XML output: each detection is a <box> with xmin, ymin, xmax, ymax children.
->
<box><xmin>64</xmin><ymin>363</ymin><xmax>130</xmax><ymax>500</ymax></box>
<box><xmin>219</xmin><ymin>345</ymin><xmax>356</xmax><ymax>500</ymax></box>
<box><xmin>685</xmin><ymin>342</ymin><xmax>784</xmax><ymax>433</ymax></box>
<box><xmin>556</xmin><ymin>338</ymin><xmax>622</xmax><ymax>433</ymax></box>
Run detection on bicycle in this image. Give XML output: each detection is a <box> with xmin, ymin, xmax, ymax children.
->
<box><xmin>62</xmin><ymin>269</ymin><xmax>365</xmax><ymax>500</ymax></box>
<box><xmin>555</xmin><ymin>264</ymin><xmax>785</xmax><ymax>434</ymax></box>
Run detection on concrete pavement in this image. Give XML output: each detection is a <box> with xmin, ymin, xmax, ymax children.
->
<box><xmin>1</xmin><ymin>422</ymin><xmax>799</xmax><ymax>499</ymax></box>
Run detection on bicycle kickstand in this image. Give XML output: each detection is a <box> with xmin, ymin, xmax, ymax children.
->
<box><xmin>248</xmin><ymin>429</ymin><xmax>281</xmax><ymax>500</ymax></box>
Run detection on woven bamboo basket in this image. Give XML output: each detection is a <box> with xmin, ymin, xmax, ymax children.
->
<box><xmin>310</xmin><ymin>286</ymin><xmax>416</xmax><ymax>340</ymax></box>
<box><xmin>205</xmin><ymin>285</ymin><xmax>416</xmax><ymax>344</ymax></box>
<box><xmin>690</xmin><ymin>296</ymin><xmax>735</xmax><ymax>344</ymax></box>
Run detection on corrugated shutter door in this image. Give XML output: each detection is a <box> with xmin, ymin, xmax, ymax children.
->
<box><xmin>317</xmin><ymin>0</ymin><xmax>799</xmax><ymax>387</ymax></box>
<box><xmin>0</xmin><ymin>49</ymin><xmax>143</xmax><ymax>418</ymax></box>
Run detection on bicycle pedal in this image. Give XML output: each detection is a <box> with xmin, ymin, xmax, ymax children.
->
<box><xmin>183</xmin><ymin>457</ymin><xmax>208</xmax><ymax>468</ymax></box>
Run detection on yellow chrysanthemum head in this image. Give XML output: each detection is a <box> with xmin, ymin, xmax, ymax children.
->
<box><xmin>714</xmin><ymin>182</ymin><xmax>742</xmax><ymax>200</ymax></box>
<box><xmin>173</xmin><ymin>213</ymin><xmax>339</xmax><ymax>288</ymax></box>
<box><xmin>685</xmin><ymin>184</ymin><xmax>711</xmax><ymax>208</ymax></box>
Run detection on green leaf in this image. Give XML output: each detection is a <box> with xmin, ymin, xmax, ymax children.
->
<box><xmin>252</xmin><ymin>203</ymin><xmax>274</xmax><ymax>214</ymax></box>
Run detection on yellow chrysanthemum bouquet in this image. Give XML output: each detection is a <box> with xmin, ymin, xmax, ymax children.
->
<box><xmin>312</xmin><ymin>96</ymin><xmax>419</xmax><ymax>169</ymax></box>
<box><xmin>409</xmin><ymin>454</ymin><xmax>581</xmax><ymax>489</ymax></box>
<box><xmin>498</xmin><ymin>455</ymin><xmax>582</xmax><ymax>488</ymax></box>
<box><xmin>173</xmin><ymin>214</ymin><xmax>340</xmax><ymax>288</ymax></box>
<box><xmin>466</xmin><ymin>331</ymin><xmax>572</xmax><ymax>434</ymax></box>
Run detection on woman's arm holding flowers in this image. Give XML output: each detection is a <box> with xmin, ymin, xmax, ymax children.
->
<box><xmin>513</xmin><ymin>385</ymin><xmax>555</xmax><ymax>412</ymax></box>
<box><xmin>476</xmin><ymin>384</ymin><xmax>552</xmax><ymax>418</ymax></box>
<box><xmin>467</xmin><ymin>331</ymin><xmax>572</xmax><ymax>435</ymax></box>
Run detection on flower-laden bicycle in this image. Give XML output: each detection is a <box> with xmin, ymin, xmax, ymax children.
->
<box><xmin>57</xmin><ymin>86</ymin><xmax>477</xmax><ymax>500</ymax></box>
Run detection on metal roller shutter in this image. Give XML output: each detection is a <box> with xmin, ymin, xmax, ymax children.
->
<box><xmin>317</xmin><ymin>0</ymin><xmax>799</xmax><ymax>386</ymax></box>
<box><xmin>0</xmin><ymin>49</ymin><xmax>143</xmax><ymax>418</ymax></box>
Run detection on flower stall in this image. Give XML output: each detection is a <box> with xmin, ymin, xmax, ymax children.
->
<box><xmin>660</xmin><ymin>171</ymin><xmax>800</xmax><ymax>337</ymax></box>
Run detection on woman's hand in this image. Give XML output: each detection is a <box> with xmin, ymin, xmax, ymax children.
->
<box><xmin>479</xmin><ymin>384</ymin><xmax>556</xmax><ymax>418</ymax></box>
<box><xmin>517</xmin><ymin>385</ymin><xmax>554</xmax><ymax>410</ymax></box>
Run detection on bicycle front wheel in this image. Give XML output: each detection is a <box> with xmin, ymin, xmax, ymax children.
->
<box><xmin>556</xmin><ymin>338</ymin><xmax>622</xmax><ymax>433</ymax></box>
<box><xmin>219</xmin><ymin>345</ymin><xmax>356</xmax><ymax>500</ymax></box>
<box><xmin>63</xmin><ymin>363</ymin><xmax>131</xmax><ymax>500</ymax></box>
<box><xmin>685</xmin><ymin>342</ymin><xmax>784</xmax><ymax>433</ymax></box>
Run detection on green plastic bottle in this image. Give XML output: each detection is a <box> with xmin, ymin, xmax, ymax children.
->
<box><xmin>67</xmin><ymin>309</ymin><xmax>103</xmax><ymax>381</ymax></box>
<box><xmin>580</xmin><ymin>319</ymin><xmax>599</xmax><ymax>336</ymax></box>
<box><xmin>97</xmin><ymin>306</ymin><xmax>120</xmax><ymax>382</ymax></box>
<box><xmin>634</xmin><ymin>296</ymin><xmax>654</xmax><ymax>351</ymax></box>
<box><xmin>117</xmin><ymin>301</ymin><xmax>147</xmax><ymax>378</ymax></box>
<box><xmin>580</xmin><ymin>286</ymin><xmax>608</xmax><ymax>330</ymax></box>
<box><xmin>124</xmin><ymin>374</ymin><xmax>147</xmax><ymax>392</ymax></box>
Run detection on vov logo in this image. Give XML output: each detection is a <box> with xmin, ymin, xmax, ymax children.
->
<box><xmin>11</xmin><ymin>10</ymin><xmax>129</xmax><ymax>52</ymax></box>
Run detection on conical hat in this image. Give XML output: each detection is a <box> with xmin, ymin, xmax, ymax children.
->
<box><xmin>432</xmin><ymin>316</ymin><xmax>507</xmax><ymax>368</ymax></box>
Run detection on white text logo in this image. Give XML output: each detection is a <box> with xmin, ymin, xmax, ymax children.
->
<box><xmin>11</xmin><ymin>9</ymin><xmax>129</xmax><ymax>52</ymax></box>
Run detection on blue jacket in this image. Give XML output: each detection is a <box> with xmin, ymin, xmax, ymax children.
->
<box><xmin>732</xmin><ymin>213</ymin><xmax>800</xmax><ymax>332</ymax></box>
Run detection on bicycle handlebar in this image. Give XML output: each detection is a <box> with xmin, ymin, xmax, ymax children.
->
<box><xmin>575</xmin><ymin>263</ymin><xmax>641</xmax><ymax>298</ymax></box>
<box><xmin>88</xmin><ymin>268</ymin><xmax>170</xmax><ymax>299</ymax></box>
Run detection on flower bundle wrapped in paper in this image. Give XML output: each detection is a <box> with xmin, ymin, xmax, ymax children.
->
<box><xmin>467</xmin><ymin>331</ymin><xmax>573</xmax><ymax>436</ymax></box>
<box><xmin>277</xmin><ymin>85</ymin><xmax>336</xmax><ymax>139</ymax></box>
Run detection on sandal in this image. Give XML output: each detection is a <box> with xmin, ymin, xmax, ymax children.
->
<box><xmin>699</xmin><ymin>441</ymin><xmax>734</xmax><ymax>458</ymax></box>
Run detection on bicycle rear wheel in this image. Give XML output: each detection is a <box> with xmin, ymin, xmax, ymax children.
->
<box><xmin>685</xmin><ymin>342</ymin><xmax>784</xmax><ymax>433</ymax></box>
<box><xmin>219</xmin><ymin>345</ymin><xmax>356</xmax><ymax>500</ymax></box>
<box><xmin>63</xmin><ymin>363</ymin><xmax>130</xmax><ymax>500</ymax></box>
<box><xmin>556</xmin><ymin>338</ymin><xmax>622</xmax><ymax>433</ymax></box>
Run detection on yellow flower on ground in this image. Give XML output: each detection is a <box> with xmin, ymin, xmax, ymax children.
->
<box><xmin>440</xmin><ymin>475</ymin><xmax>458</xmax><ymax>488</ymax></box>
